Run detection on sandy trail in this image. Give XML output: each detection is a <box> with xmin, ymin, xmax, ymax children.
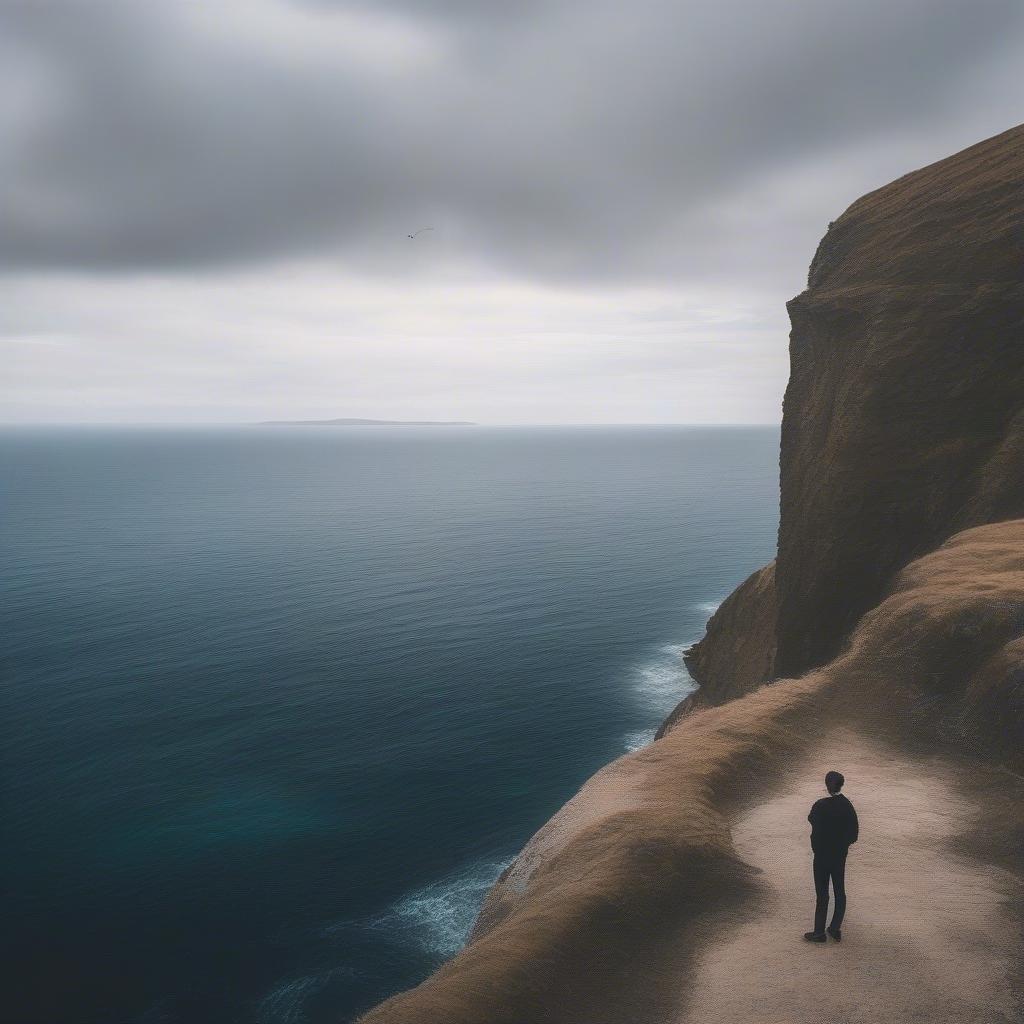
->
<box><xmin>674</xmin><ymin>726</ymin><xmax>1023</xmax><ymax>1024</ymax></box>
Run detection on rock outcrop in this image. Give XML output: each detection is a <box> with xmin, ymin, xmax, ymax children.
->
<box><xmin>674</xmin><ymin>562</ymin><xmax>776</xmax><ymax>712</ymax></box>
<box><xmin>654</xmin><ymin>563</ymin><xmax>778</xmax><ymax>727</ymax></box>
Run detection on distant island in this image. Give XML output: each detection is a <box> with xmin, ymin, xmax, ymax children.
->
<box><xmin>259</xmin><ymin>418</ymin><xmax>476</xmax><ymax>427</ymax></box>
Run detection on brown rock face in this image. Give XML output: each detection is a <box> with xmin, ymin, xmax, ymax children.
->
<box><xmin>676</xmin><ymin>561</ymin><xmax>776</xmax><ymax>708</ymax></box>
<box><xmin>775</xmin><ymin>123</ymin><xmax>1024</xmax><ymax>677</ymax></box>
<box><xmin>677</xmin><ymin>123</ymin><xmax>1024</xmax><ymax>706</ymax></box>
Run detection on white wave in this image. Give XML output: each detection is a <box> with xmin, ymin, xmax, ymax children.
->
<box><xmin>332</xmin><ymin>857</ymin><xmax>510</xmax><ymax>961</ymax></box>
<box><xmin>622</xmin><ymin>641</ymin><xmax>699</xmax><ymax>751</ymax></box>
<box><xmin>695</xmin><ymin>598</ymin><xmax>725</xmax><ymax>616</ymax></box>
<box><xmin>256</xmin><ymin>970</ymin><xmax>335</xmax><ymax>1024</ymax></box>
<box><xmin>631</xmin><ymin>642</ymin><xmax>697</xmax><ymax>716</ymax></box>
<box><xmin>623</xmin><ymin>727</ymin><xmax>658</xmax><ymax>751</ymax></box>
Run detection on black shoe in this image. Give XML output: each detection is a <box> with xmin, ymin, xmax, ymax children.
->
<box><xmin>803</xmin><ymin>931</ymin><xmax>827</xmax><ymax>943</ymax></box>
<box><xmin>827</xmin><ymin>925</ymin><xmax>842</xmax><ymax>942</ymax></box>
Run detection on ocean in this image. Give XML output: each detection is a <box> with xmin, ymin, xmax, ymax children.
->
<box><xmin>1</xmin><ymin>425</ymin><xmax>779</xmax><ymax>1024</ymax></box>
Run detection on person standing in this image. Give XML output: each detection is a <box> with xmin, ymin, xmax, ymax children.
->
<box><xmin>803</xmin><ymin>770</ymin><xmax>858</xmax><ymax>943</ymax></box>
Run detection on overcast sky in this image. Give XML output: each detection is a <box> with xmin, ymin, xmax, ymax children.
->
<box><xmin>3</xmin><ymin>0</ymin><xmax>1023</xmax><ymax>423</ymax></box>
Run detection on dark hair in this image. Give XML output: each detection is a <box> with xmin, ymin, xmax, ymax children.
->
<box><xmin>825</xmin><ymin>770</ymin><xmax>844</xmax><ymax>794</ymax></box>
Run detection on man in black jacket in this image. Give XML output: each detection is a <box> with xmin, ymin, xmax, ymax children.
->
<box><xmin>803</xmin><ymin>770</ymin><xmax>858</xmax><ymax>943</ymax></box>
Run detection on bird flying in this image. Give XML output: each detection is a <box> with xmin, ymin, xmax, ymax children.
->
<box><xmin>407</xmin><ymin>228</ymin><xmax>434</xmax><ymax>239</ymax></box>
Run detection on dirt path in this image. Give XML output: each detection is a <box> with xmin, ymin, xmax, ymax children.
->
<box><xmin>674</xmin><ymin>726</ymin><xmax>1023</xmax><ymax>1024</ymax></box>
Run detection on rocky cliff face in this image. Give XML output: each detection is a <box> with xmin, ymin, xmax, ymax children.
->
<box><xmin>687</xmin><ymin>123</ymin><xmax>1024</xmax><ymax>701</ymax></box>
<box><xmin>776</xmin><ymin>122</ymin><xmax>1024</xmax><ymax>677</ymax></box>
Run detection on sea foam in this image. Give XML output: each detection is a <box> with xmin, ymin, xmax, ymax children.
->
<box><xmin>329</xmin><ymin>856</ymin><xmax>510</xmax><ymax>962</ymax></box>
<box><xmin>623</xmin><ymin>641</ymin><xmax>699</xmax><ymax>750</ymax></box>
<box><xmin>256</xmin><ymin>969</ymin><xmax>343</xmax><ymax>1024</ymax></box>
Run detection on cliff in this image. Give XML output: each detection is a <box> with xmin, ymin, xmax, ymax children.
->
<box><xmin>684</xmin><ymin>122</ymin><xmax>1024</xmax><ymax>703</ymax></box>
<box><xmin>776</xmin><ymin>122</ymin><xmax>1024</xmax><ymax>678</ymax></box>
<box><xmin>355</xmin><ymin>126</ymin><xmax>1024</xmax><ymax>1023</ymax></box>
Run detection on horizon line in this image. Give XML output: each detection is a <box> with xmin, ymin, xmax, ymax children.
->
<box><xmin>0</xmin><ymin>420</ymin><xmax>783</xmax><ymax>428</ymax></box>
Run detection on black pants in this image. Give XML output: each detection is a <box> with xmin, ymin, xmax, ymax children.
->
<box><xmin>813</xmin><ymin>851</ymin><xmax>847</xmax><ymax>934</ymax></box>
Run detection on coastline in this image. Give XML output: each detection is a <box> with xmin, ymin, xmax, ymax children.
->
<box><xmin>358</xmin><ymin>520</ymin><xmax>1024</xmax><ymax>1023</ymax></box>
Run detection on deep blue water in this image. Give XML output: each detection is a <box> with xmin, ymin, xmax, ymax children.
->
<box><xmin>1</xmin><ymin>425</ymin><xmax>779</xmax><ymax>1024</ymax></box>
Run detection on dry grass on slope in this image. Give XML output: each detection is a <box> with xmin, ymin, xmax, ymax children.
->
<box><xmin>847</xmin><ymin>519</ymin><xmax>1024</xmax><ymax>760</ymax></box>
<box><xmin>356</xmin><ymin>520</ymin><xmax>1024</xmax><ymax>1024</ymax></box>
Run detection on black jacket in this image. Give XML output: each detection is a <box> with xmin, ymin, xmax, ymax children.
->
<box><xmin>808</xmin><ymin>793</ymin><xmax>858</xmax><ymax>857</ymax></box>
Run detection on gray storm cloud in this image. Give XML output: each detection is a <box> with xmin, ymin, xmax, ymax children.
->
<box><xmin>3</xmin><ymin>0</ymin><xmax>1023</xmax><ymax>280</ymax></box>
<box><xmin>2</xmin><ymin>0</ymin><xmax>1023</xmax><ymax>423</ymax></box>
